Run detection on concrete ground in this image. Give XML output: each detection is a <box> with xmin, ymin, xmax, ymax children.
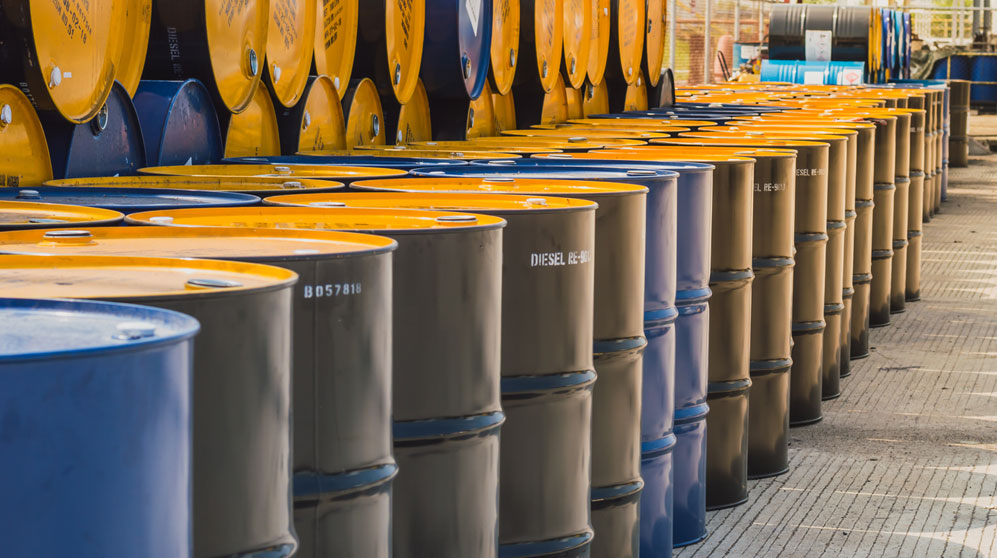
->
<box><xmin>677</xmin><ymin>123</ymin><xmax>997</xmax><ymax>557</ymax></box>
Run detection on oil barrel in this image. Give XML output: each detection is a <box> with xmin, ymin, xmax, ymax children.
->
<box><xmin>0</xmin><ymin>297</ymin><xmax>197</xmax><ymax>558</ymax></box>
<box><xmin>393</xmin><ymin>166</ymin><xmax>657</xmax><ymax>557</ymax></box>
<box><xmin>0</xmin><ymin>254</ymin><xmax>298</xmax><ymax>558</ymax></box>
<box><xmin>573</xmin><ymin>116</ymin><xmax>720</xmax><ymax>131</ymax></box>
<box><xmin>890</xmin><ymin>176</ymin><xmax>910</xmax><ymax>314</ymax></box>
<box><xmin>643</xmin><ymin>0</ymin><xmax>666</xmax><ymax>88</ymax></box>
<box><xmin>405</xmin><ymin>141</ymin><xmax>559</xmax><ymax>155</ymax></box>
<box><xmin>350</xmin><ymin>147</ymin><xmax>521</xmax><ymax>160</ymax></box>
<box><xmin>584</xmin><ymin>78</ymin><xmax>611</xmax><ymax>116</ymax></box>
<box><xmin>262</xmin><ymin>0</ymin><xmax>315</xmax><ymax>109</ymax></box>
<box><xmin>139</xmin><ymin>163</ymin><xmax>406</xmax><ymax>183</ymax></box>
<box><xmin>40</xmin><ymin>82</ymin><xmax>145</xmax><ymax>179</ymax></box>
<box><xmin>143</xmin><ymin>0</ymin><xmax>270</xmax><ymax>114</ymax></box>
<box><xmin>277</xmin><ymin>76</ymin><xmax>346</xmax><ymax>154</ymax></box>
<box><xmin>587</xmin><ymin>0</ymin><xmax>610</xmax><ymax>86</ymax></box>
<box><xmin>380</xmin><ymin>79</ymin><xmax>433</xmax><ymax>144</ymax></box>
<box><xmin>566</xmin><ymin>85</ymin><xmax>585</xmax><ymax>120</ymax></box>
<box><xmin>227</xmin><ymin>154</ymin><xmax>470</xmax><ymax>171</ymax></box>
<box><xmin>129</xmin><ymin>205</ymin><xmax>505</xmax><ymax>558</ymax></box>
<box><xmin>343</xmin><ymin>78</ymin><xmax>387</xmax><ymax>147</ymax></box>
<box><xmin>426</xmin><ymin>81</ymin><xmax>493</xmax><ymax>141</ymax></box>
<box><xmin>0</xmin><ymin>187</ymin><xmax>258</xmax><ymax>213</ymax></box>
<box><xmin>489</xmin><ymin>0</ymin><xmax>520</xmax><ymax>96</ymax></box>
<box><xmin>0</xmin><ymin>84</ymin><xmax>53</xmax><ymax>187</ymax></box>
<box><xmin>407</xmin><ymin>0</ymin><xmax>493</xmax><ymax>101</ymax></box>
<box><xmin>870</xmin><ymin>181</ymin><xmax>895</xmax><ymax>328</ymax></box>
<box><xmin>492</xmin><ymin>88</ymin><xmax>518</xmax><ymax>131</ymax></box>
<box><xmin>907</xmin><ymin>170</ymin><xmax>924</xmax><ymax>301</ymax></box>
<box><xmin>518</xmin><ymin>0</ymin><xmax>564</xmax><ymax>93</ymax></box>
<box><xmin>267</xmin><ymin>189</ymin><xmax>600</xmax><ymax>558</ymax></box>
<box><xmin>382</xmin><ymin>0</ymin><xmax>424</xmax><ymax>104</ymax></box>
<box><xmin>625</xmin><ymin>71</ymin><xmax>650</xmax><ymax>112</ymax></box>
<box><xmin>115</xmin><ymin>0</ymin><xmax>153</xmax><ymax>96</ymax></box>
<box><xmin>561</xmin><ymin>0</ymin><xmax>591</xmax><ymax>89</ymax></box>
<box><xmin>222</xmin><ymin>83</ymin><xmax>281</xmax><ymax>158</ymax></box>
<box><xmin>468</xmin><ymin>135</ymin><xmax>646</xmax><ymax>150</ymax></box>
<box><xmin>314</xmin><ymin>0</ymin><xmax>358</xmax><ymax>98</ymax></box>
<box><xmin>46</xmin><ymin>174</ymin><xmax>346</xmax><ymax>196</ymax></box>
<box><xmin>470</xmin><ymin>81</ymin><xmax>501</xmax><ymax>138</ymax></box>
<box><xmin>949</xmin><ymin>80</ymin><xmax>970</xmax><ymax>167</ymax></box>
<box><xmin>503</xmin><ymin>127</ymin><xmax>674</xmax><ymax>140</ymax></box>
<box><xmin>0</xmin><ymin>0</ymin><xmax>125</xmax><ymax>123</ymax></box>
<box><xmin>0</xmin><ymin>200</ymin><xmax>123</xmax><ymax>230</ymax></box>
<box><xmin>851</xmin><ymin>197</ymin><xmax>874</xmax><ymax>359</ymax></box>
<box><xmin>0</xmin><ymin>225</ymin><xmax>397</xmax><ymax>558</ymax></box>
<box><xmin>514</xmin><ymin>72</ymin><xmax>569</xmax><ymax>127</ymax></box>
<box><xmin>133</xmin><ymin>80</ymin><xmax>224</xmax><ymax>166</ymax></box>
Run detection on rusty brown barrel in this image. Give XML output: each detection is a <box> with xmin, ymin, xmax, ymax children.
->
<box><xmin>949</xmin><ymin>80</ymin><xmax>971</xmax><ymax>168</ymax></box>
<box><xmin>870</xmin><ymin>181</ymin><xmax>896</xmax><ymax>328</ymax></box>
<box><xmin>890</xmin><ymin>177</ymin><xmax>910</xmax><ymax>315</ymax></box>
<box><xmin>907</xmin><ymin>171</ymin><xmax>925</xmax><ymax>302</ymax></box>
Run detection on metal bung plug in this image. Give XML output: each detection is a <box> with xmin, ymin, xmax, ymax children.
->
<box><xmin>334</xmin><ymin>76</ymin><xmax>341</xmax><ymax>91</ymax></box>
<box><xmin>149</xmin><ymin>216</ymin><xmax>174</xmax><ymax>224</ymax></box>
<box><xmin>627</xmin><ymin>170</ymin><xmax>656</xmax><ymax>176</ymax></box>
<box><xmin>274</xmin><ymin>166</ymin><xmax>293</xmax><ymax>174</ymax></box>
<box><xmin>542</xmin><ymin>59</ymin><xmax>549</xmax><ymax>78</ymax></box>
<box><xmin>483</xmin><ymin>177</ymin><xmax>515</xmax><ymax>182</ymax></box>
<box><xmin>302</xmin><ymin>111</ymin><xmax>312</xmax><ymax>130</ymax></box>
<box><xmin>371</xmin><ymin>114</ymin><xmax>381</xmax><ymax>138</ymax></box>
<box><xmin>16</xmin><ymin>190</ymin><xmax>40</xmax><ymax>200</ymax></box>
<box><xmin>244</xmin><ymin>157</ymin><xmax>267</xmax><ymax>162</ymax></box>
<box><xmin>43</xmin><ymin>230</ymin><xmax>92</xmax><ymax>240</ymax></box>
<box><xmin>273</xmin><ymin>64</ymin><xmax>282</xmax><ymax>83</ymax></box>
<box><xmin>569</xmin><ymin>136</ymin><xmax>587</xmax><ymax>143</ymax></box>
<box><xmin>509</xmin><ymin>49</ymin><xmax>517</xmax><ymax>67</ymax></box>
<box><xmin>281</xmin><ymin>181</ymin><xmax>304</xmax><ymax>189</ymax></box>
<box><xmin>294</xmin><ymin>249</ymin><xmax>320</xmax><ymax>255</ymax></box>
<box><xmin>526</xmin><ymin>197</ymin><xmax>548</xmax><ymax>205</ymax></box>
<box><xmin>91</xmin><ymin>105</ymin><xmax>109</xmax><ymax>135</ymax></box>
<box><xmin>49</xmin><ymin>66</ymin><xmax>62</xmax><ymax>88</ymax></box>
<box><xmin>547</xmin><ymin>153</ymin><xmax>572</xmax><ymax>159</ymax></box>
<box><xmin>186</xmin><ymin>278</ymin><xmax>243</xmax><ymax>289</ymax></box>
<box><xmin>570</xmin><ymin>57</ymin><xmax>576</xmax><ymax>75</ymax></box>
<box><xmin>397</xmin><ymin>130</ymin><xmax>404</xmax><ymax>143</ymax></box>
<box><xmin>0</xmin><ymin>104</ymin><xmax>11</xmax><ymax>126</ymax></box>
<box><xmin>114</xmin><ymin>322</ymin><xmax>157</xmax><ymax>340</ymax></box>
<box><xmin>28</xmin><ymin>218</ymin><xmax>67</xmax><ymax>224</ymax></box>
<box><xmin>467</xmin><ymin>108</ymin><xmax>476</xmax><ymax>129</ymax></box>
<box><xmin>248</xmin><ymin>49</ymin><xmax>260</xmax><ymax>76</ymax></box>
<box><xmin>436</xmin><ymin>214</ymin><xmax>477</xmax><ymax>223</ymax></box>
<box><xmin>309</xmin><ymin>201</ymin><xmax>347</xmax><ymax>207</ymax></box>
<box><xmin>462</xmin><ymin>54</ymin><xmax>472</xmax><ymax>79</ymax></box>
<box><xmin>394</xmin><ymin>62</ymin><xmax>402</xmax><ymax>85</ymax></box>
<box><xmin>488</xmin><ymin>159</ymin><xmax>516</xmax><ymax>165</ymax></box>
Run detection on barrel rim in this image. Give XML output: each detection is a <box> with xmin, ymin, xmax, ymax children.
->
<box><xmin>262</xmin><ymin>191</ymin><xmax>600</xmax><ymax>213</ymax></box>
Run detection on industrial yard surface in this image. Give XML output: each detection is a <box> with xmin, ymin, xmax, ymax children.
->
<box><xmin>678</xmin><ymin>127</ymin><xmax>997</xmax><ymax>558</ymax></box>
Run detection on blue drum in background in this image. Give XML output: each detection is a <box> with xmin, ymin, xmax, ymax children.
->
<box><xmin>133</xmin><ymin>80</ymin><xmax>224</xmax><ymax>167</ymax></box>
<box><xmin>933</xmin><ymin>55</ymin><xmax>972</xmax><ymax>80</ymax></box>
<box><xmin>971</xmin><ymin>55</ymin><xmax>997</xmax><ymax>104</ymax></box>
<box><xmin>0</xmin><ymin>187</ymin><xmax>260</xmax><ymax>213</ymax></box>
<box><xmin>421</xmin><ymin>0</ymin><xmax>493</xmax><ymax>100</ymax></box>
<box><xmin>0</xmin><ymin>297</ymin><xmax>198</xmax><ymax>557</ymax></box>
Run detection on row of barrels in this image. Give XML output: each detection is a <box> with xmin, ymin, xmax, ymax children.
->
<box><xmin>0</xmin><ymin>81</ymin><xmax>955</xmax><ymax>558</ymax></box>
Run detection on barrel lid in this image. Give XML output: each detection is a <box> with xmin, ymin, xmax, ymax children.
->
<box><xmin>466</xmin><ymin>135</ymin><xmax>644</xmax><ymax>149</ymax></box>
<box><xmin>707</xmin><ymin>125</ymin><xmax>858</xmax><ymax>137</ymax></box>
<box><xmin>587</xmin><ymin>0</ymin><xmax>610</xmax><ymax>85</ymax></box>
<box><xmin>295</xmin><ymin>76</ymin><xmax>348</xmax><ymax>153</ymax></box>
<box><xmin>28</xmin><ymin>0</ymin><xmax>124</xmax><ymax>122</ymax></box>
<box><xmin>734</xmin><ymin>117</ymin><xmax>877</xmax><ymax>130</ymax></box>
<box><xmin>490</xmin><ymin>0</ymin><xmax>520</xmax><ymax>95</ymax></box>
<box><xmin>491</xmin><ymin>89</ymin><xmax>518</xmax><ymax>132</ymax></box>
<box><xmin>126</xmin><ymin>206</ymin><xmax>506</xmax><ymax>233</ymax></box>
<box><xmin>561</xmin><ymin>0</ymin><xmax>592</xmax><ymax>89</ymax></box>
<box><xmin>583</xmin><ymin>79</ymin><xmax>610</xmax><ymax>116</ymax></box>
<box><xmin>115</xmin><ymin>0</ymin><xmax>152</xmax><ymax>96</ymax></box>
<box><xmin>538</xmin><ymin>151</ymin><xmax>756</xmax><ymax>165</ymax></box>
<box><xmin>314</xmin><ymin>0</ymin><xmax>358</xmax><ymax>99</ymax></box>
<box><xmin>569</xmin><ymin>117</ymin><xmax>718</xmax><ymax>129</ymax></box>
<box><xmin>467</xmin><ymin>81</ymin><xmax>498</xmax><ymax>139</ymax></box>
<box><xmin>225</xmin><ymin>84</ymin><xmax>281</xmax><ymax>158</ymax></box>
<box><xmin>503</xmin><ymin>128</ymin><xmax>672</xmax><ymax>139</ymax></box>
<box><xmin>653</xmin><ymin>136</ymin><xmax>828</xmax><ymax>148</ymax></box>
<box><xmin>606</xmin><ymin>145</ymin><xmax>798</xmax><ymax>160</ymax></box>
<box><xmin>139</xmin><ymin>164</ymin><xmax>406</xmax><ymax>180</ymax></box>
<box><xmin>352</xmin><ymin>147</ymin><xmax>521</xmax><ymax>159</ymax></box>
<box><xmin>0</xmin><ymin>226</ymin><xmax>397</xmax><ymax>260</ymax></box>
<box><xmin>395</xmin><ymin>80</ymin><xmax>433</xmax><ymax>144</ymax></box>
<box><xmin>0</xmin><ymin>298</ymin><xmax>199</xmax><ymax>360</ymax></box>
<box><xmin>0</xmin><ymin>86</ymin><xmax>53</xmax><ymax>187</ymax></box>
<box><xmin>230</xmin><ymin>154</ymin><xmax>469</xmax><ymax>168</ymax></box>
<box><xmin>541</xmin><ymin>74</ymin><xmax>570</xmax><ymax>124</ymax></box>
<box><xmin>533</xmin><ymin>0</ymin><xmax>565</xmax><ymax>92</ymax></box>
<box><xmin>264</xmin><ymin>192</ymin><xmax>599</xmax><ymax>213</ymax></box>
<box><xmin>46</xmin><ymin>175</ymin><xmax>346</xmax><ymax>194</ymax></box>
<box><xmin>266</xmin><ymin>0</ymin><xmax>316</xmax><ymax>108</ymax></box>
<box><xmin>459</xmin><ymin>158</ymin><xmax>711</xmax><ymax>176</ymax></box>
<box><xmin>412</xmin><ymin>141</ymin><xmax>556</xmax><ymax>154</ymax></box>
<box><xmin>624</xmin><ymin>72</ymin><xmax>649</xmax><ymax>111</ymax></box>
<box><xmin>615</xmin><ymin>0</ymin><xmax>646</xmax><ymax>85</ymax></box>
<box><xmin>343</xmin><ymin>78</ymin><xmax>387</xmax><ymax>147</ymax></box>
<box><xmin>686</xmin><ymin>131</ymin><xmax>843</xmax><ymax>144</ymax></box>
<box><xmin>564</xmin><ymin>86</ymin><xmax>584</xmax><ymax>120</ymax></box>
<box><xmin>354</xmin><ymin>176</ymin><xmax>649</xmax><ymax>196</ymax></box>
<box><xmin>0</xmin><ymin>254</ymin><xmax>297</xmax><ymax>300</ymax></box>
<box><xmin>386</xmin><ymin>0</ymin><xmax>426</xmax><ymax>104</ymax></box>
<box><xmin>0</xmin><ymin>187</ymin><xmax>259</xmax><ymax>211</ymax></box>
<box><xmin>0</xmin><ymin>201</ymin><xmax>123</xmax><ymax>230</ymax></box>
<box><xmin>643</xmin><ymin>0</ymin><xmax>666</xmax><ymax>87</ymax></box>
<box><xmin>204</xmin><ymin>0</ymin><xmax>269</xmax><ymax>113</ymax></box>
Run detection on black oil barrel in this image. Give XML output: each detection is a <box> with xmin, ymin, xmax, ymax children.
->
<box><xmin>133</xmin><ymin>80</ymin><xmax>224</xmax><ymax>167</ymax></box>
<box><xmin>768</xmin><ymin>6</ymin><xmax>873</xmax><ymax>63</ymax></box>
<box><xmin>870</xmin><ymin>182</ymin><xmax>896</xmax><ymax>328</ymax></box>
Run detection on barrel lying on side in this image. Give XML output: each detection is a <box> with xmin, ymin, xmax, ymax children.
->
<box><xmin>133</xmin><ymin>80</ymin><xmax>225</xmax><ymax>167</ymax></box>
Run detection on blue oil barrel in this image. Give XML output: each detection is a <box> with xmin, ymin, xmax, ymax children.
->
<box><xmin>0</xmin><ymin>187</ymin><xmax>259</xmax><ymax>213</ymax></box>
<box><xmin>972</xmin><ymin>55</ymin><xmax>997</xmax><ymax>104</ymax></box>
<box><xmin>39</xmin><ymin>82</ymin><xmax>146</xmax><ymax>179</ymax></box>
<box><xmin>225</xmin><ymin>155</ymin><xmax>471</xmax><ymax>171</ymax></box>
<box><xmin>933</xmin><ymin>56</ymin><xmax>972</xmax><ymax>80</ymax></box>
<box><xmin>133</xmin><ymin>80</ymin><xmax>224</xmax><ymax>167</ymax></box>
<box><xmin>421</xmin><ymin>0</ymin><xmax>493</xmax><ymax>100</ymax></box>
<box><xmin>0</xmin><ymin>297</ymin><xmax>199</xmax><ymax>557</ymax></box>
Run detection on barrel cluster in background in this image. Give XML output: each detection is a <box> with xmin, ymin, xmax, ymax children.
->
<box><xmin>0</xmin><ymin>3</ymin><xmax>969</xmax><ymax>558</ymax></box>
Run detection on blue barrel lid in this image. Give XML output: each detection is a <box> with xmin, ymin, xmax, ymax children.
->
<box><xmin>0</xmin><ymin>298</ymin><xmax>199</xmax><ymax>361</ymax></box>
<box><xmin>224</xmin><ymin>155</ymin><xmax>471</xmax><ymax>171</ymax></box>
<box><xmin>449</xmin><ymin>158</ymin><xmax>712</xmax><ymax>177</ymax></box>
<box><xmin>133</xmin><ymin>79</ymin><xmax>224</xmax><ymax>167</ymax></box>
<box><xmin>420</xmin><ymin>0</ymin><xmax>493</xmax><ymax>100</ymax></box>
<box><xmin>0</xmin><ymin>187</ymin><xmax>260</xmax><ymax>213</ymax></box>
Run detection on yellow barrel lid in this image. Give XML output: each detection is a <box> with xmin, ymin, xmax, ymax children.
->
<box><xmin>264</xmin><ymin>191</ymin><xmax>599</xmax><ymax>213</ymax></box>
<box><xmin>655</xmin><ymin>136</ymin><xmax>828</xmax><ymax>148</ymax></box>
<box><xmin>565</xmin><ymin>86</ymin><xmax>584</xmax><ymax>120</ymax></box>
<box><xmin>490</xmin><ymin>0</ymin><xmax>520</xmax><ymax>96</ymax></box>
<box><xmin>204</xmin><ymin>0</ymin><xmax>270</xmax><ymax>113</ymax></box>
<box><xmin>504</xmin><ymin>128</ymin><xmax>670</xmax><ymax>139</ymax></box>
<box><xmin>542</xmin><ymin>74</ymin><xmax>570</xmax><ymax>124</ymax></box>
<box><xmin>569</xmin><ymin>117</ymin><xmax>717</xmax><ymax>129</ymax></box>
<box><xmin>0</xmin><ymin>226</ymin><xmax>396</xmax><ymax>259</ymax></box>
<box><xmin>395</xmin><ymin>80</ymin><xmax>432</xmax><ymax>144</ymax></box>
<box><xmin>705</xmin><ymin>125</ymin><xmax>858</xmax><ymax>138</ymax></box>
<box><xmin>225</xmin><ymin>84</ymin><xmax>281</xmax><ymax>158</ymax></box>
<box><xmin>643</xmin><ymin>0</ymin><xmax>666</xmax><ymax>87</ymax></box>
<box><xmin>583</xmin><ymin>79</ymin><xmax>610</xmax><ymax>116</ymax></box>
<box><xmin>295</xmin><ymin>75</ymin><xmax>348</xmax><ymax>153</ymax></box>
<box><xmin>115</xmin><ymin>0</ymin><xmax>152</xmax><ymax>96</ymax></box>
<box><xmin>467</xmin><ymin>82</ymin><xmax>498</xmax><ymax>139</ymax></box>
<box><xmin>561</xmin><ymin>0</ymin><xmax>592</xmax><ymax>89</ymax></box>
<box><xmin>46</xmin><ymin>175</ymin><xmax>346</xmax><ymax>193</ymax></box>
<box><xmin>536</xmin><ymin>151</ymin><xmax>756</xmax><ymax>164</ymax></box>
<box><xmin>28</xmin><ymin>0</ymin><xmax>125</xmax><ymax>123</ymax></box>
<box><xmin>467</xmin><ymin>135</ymin><xmax>643</xmax><ymax>149</ymax></box>
<box><xmin>266</xmin><ymin>0</ymin><xmax>316</xmax><ymax>108</ymax></box>
<box><xmin>140</xmin><ymin>163</ymin><xmax>406</xmax><ymax>180</ymax></box>
<box><xmin>624</xmin><ymin>71</ymin><xmax>649</xmax><ymax>111</ymax></box>
<box><xmin>604</xmin><ymin>145</ymin><xmax>797</xmax><ymax>159</ymax></box>
<box><xmin>386</xmin><ymin>0</ymin><xmax>426</xmax><ymax>104</ymax></box>
<box><xmin>352</xmin><ymin>146</ymin><xmax>522</xmax><ymax>159</ymax></box>
<box><xmin>615</xmin><ymin>0</ymin><xmax>645</xmax><ymax>85</ymax></box>
<box><xmin>689</xmin><ymin>130</ymin><xmax>844</xmax><ymax>144</ymax></box>
<box><xmin>0</xmin><ymin>201</ymin><xmax>124</xmax><ymax>230</ymax></box>
<box><xmin>314</xmin><ymin>0</ymin><xmax>359</xmax><ymax>99</ymax></box>
<box><xmin>0</xmin><ymin>86</ymin><xmax>53</xmax><ymax>187</ymax></box>
<box><xmin>532</xmin><ymin>0</ymin><xmax>565</xmax><ymax>92</ymax></box>
<box><xmin>0</xmin><ymin>254</ymin><xmax>297</xmax><ymax>299</ymax></box>
<box><xmin>492</xmin><ymin>88</ymin><xmax>518</xmax><ymax>132</ymax></box>
<box><xmin>733</xmin><ymin>117</ymin><xmax>877</xmax><ymax>130</ymax></box>
<box><xmin>344</xmin><ymin>78</ymin><xmax>387</xmax><ymax>147</ymax></box>
<box><xmin>126</xmin><ymin>206</ymin><xmax>506</xmax><ymax>232</ymax></box>
<box><xmin>411</xmin><ymin>141</ymin><xmax>557</xmax><ymax>154</ymax></box>
<box><xmin>587</xmin><ymin>0</ymin><xmax>610</xmax><ymax>85</ymax></box>
<box><xmin>351</xmin><ymin>176</ymin><xmax>648</xmax><ymax>196</ymax></box>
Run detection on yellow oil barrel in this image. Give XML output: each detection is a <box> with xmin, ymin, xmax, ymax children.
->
<box><xmin>490</xmin><ymin>0</ymin><xmax>521</xmax><ymax>96</ymax></box>
<box><xmin>523</xmin><ymin>0</ymin><xmax>564</xmax><ymax>92</ymax></box>
<box><xmin>408</xmin><ymin>141</ymin><xmax>557</xmax><ymax>155</ymax></box>
<box><xmin>264</xmin><ymin>0</ymin><xmax>315</xmax><ymax>108</ymax></box>
<box><xmin>492</xmin><ymin>89</ymin><xmax>518</xmax><ymax>132</ymax></box>
<box><xmin>505</xmin><ymin>127</ymin><xmax>672</xmax><ymax>140</ymax></box>
<box><xmin>0</xmin><ymin>200</ymin><xmax>123</xmax><ymax>230</ymax></box>
<box><xmin>583</xmin><ymin>79</ymin><xmax>610</xmax><ymax>116</ymax></box>
<box><xmin>566</xmin><ymin>86</ymin><xmax>585</xmax><ymax>120</ymax></box>
<box><xmin>643</xmin><ymin>0</ymin><xmax>666</xmax><ymax>87</ymax></box>
<box><xmin>562</xmin><ymin>0</ymin><xmax>592</xmax><ymax>89</ymax></box>
<box><xmin>542</xmin><ymin>74</ymin><xmax>570</xmax><ymax>124</ymax></box>
<box><xmin>301</xmin><ymin>147</ymin><xmax>520</xmax><ymax>160</ymax></box>
<box><xmin>471</xmin><ymin>135</ymin><xmax>645</xmax><ymax>149</ymax></box>
<box><xmin>588</xmin><ymin>0</ymin><xmax>610</xmax><ymax>85</ymax></box>
<box><xmin>386</xmin><ymin>0</ymin><xmax>426</xmax><ymax>104</ymax></box>
<box><xmin>224</xmin><ymin>84</ymin><xmax>281</xmax><ymax>158</ymax></box>
<box><xmin>625</xmin><ymin>71</ymin><xmax>649</xmax><ymax>111</ymax></box>
<box><xmin>0</xmin><ymin>85</ymin><xmax>53</xmax><ymax>187</ymax></box>
<box><xmin>570</xmin><ymin>118</ymin><xmax>719</xmax><ymax>131</ymax></box>
<box><xmin>343</xmin><ymin>78</ymin><xmax>387</xmax><ymax>148</ymax></box>
<box><xmin>45</xmin><ymin>175</ymin><xmax>347</xmax><ymax>196</ymax></box>
<box><xmin>279</xmin><ymin>75</ymin><xmax>347</xmax><ymax>155</ymax></box>
<box><xmin>314</xmin><ymin>0</ymin><xmax>359</xmax><ymax>99</ymax></box>
<box><xmin>395</xmin><ymin>80</ymin><xmax>433</xmax><ymax>145</ymax></box>
<box><xmin>612</xmin><ymin>0</ymin><xmax>645</xmax><ymax>86</ymax></box>
<box><xmin>468</xmin><ymin>82</ymin><xmax>499</xmax><ymax>139</ymax></box>
<box><xmin>139</xmin><ymin>163</ymin><xmax>406</xmax><ymax>182</ymax></box>
<box><xmin>116</xmin><ymin>0</ymin><xmax>152</xmax><ymax>96</ymax></box>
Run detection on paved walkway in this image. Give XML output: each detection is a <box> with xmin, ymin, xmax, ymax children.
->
<box><xmin>677</xmin><ymin>152</ymin><xmax>997</xmax><ymax>557</ymax></box>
